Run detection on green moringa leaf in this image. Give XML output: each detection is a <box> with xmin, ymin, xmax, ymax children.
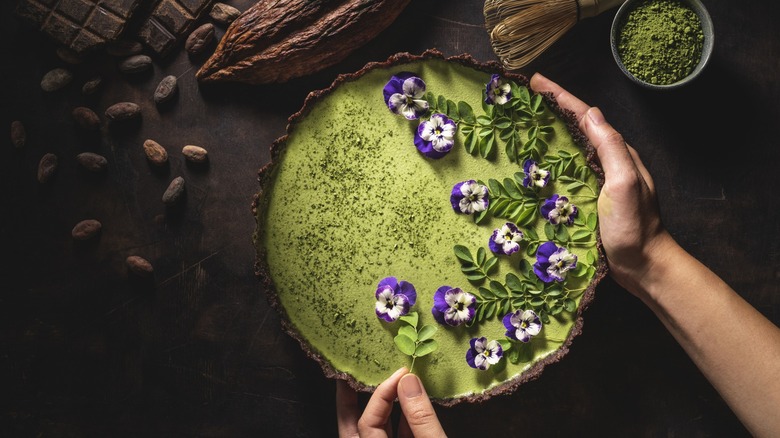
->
<box><xmin>394</xmin><ymin>334</ymin><xmax>416</xmax><ymax>356</ymax></box>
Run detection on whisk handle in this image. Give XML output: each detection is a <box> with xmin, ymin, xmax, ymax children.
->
<box><xmin>577</xmin><ymin>0</ymin><xmax>626</xmax><ymax>19</ymax></box>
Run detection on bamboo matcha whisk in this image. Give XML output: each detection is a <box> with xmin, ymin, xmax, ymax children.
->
<box><xmin>485</xmin><ymin>0</ymin><xmax>626</xmax><ymax>69</ymax></box>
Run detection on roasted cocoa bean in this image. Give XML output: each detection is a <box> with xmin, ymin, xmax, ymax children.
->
<box><xmin>182</xmin><ymin>145</ymin><xmax>208</xmax><ymax>163</ymax></box>
<box><xmin>11</xmin><ymin>120</ymin><xmax>26</xmax><ymax>148</ymax></box>
<box><xmin>106</xmin><ymin>39</ymin><xmax>143</xmax><ymax>57</ymax></box>
<box><xmin>185</xmin><ymin>23</ymin><xmax>215</xmax><ymax>56</ymax></box>
<box><xmin>162</xmin><ymin>176</ymin><xmax>185</xmax><ymax>204</ymax></box>
<box><xmin>72</xmin><ymin>107</ymin><xmax>101</xmax><ymax>130</ymax></box>
<box><xmin>105</xmin><ymin>102</ymin><xmax>141</xmax><ymax>122</ymax></box>
<box><xmin>126</xmin><ymin>255</ymin><xmax>154</xmax><ymax>277</ymax></box>
<box><xmin>82</xmin><ymin>76</ymin><xmax>102</xmax><ymax>95</ymax></box>
<box><xmin>119</xmin><ymin>54</ymin><xmax>152</xmax><ymax>74</ymax></box>
<box><xmin>56</xmin><ymin>47</ymin><xmax>83</xmax><ymax>64</ymax></box>
<box><xmin>143</xmin><ymin>139</ymin><xmax>169</xmax><ymax>166</ymax></box>
<box><xmin>210</xmin><ymin>3</ymin><xmax>240</xmax><ymax>25</ymax></box>
<box><xmin>76</xmin><ymin>152</ymin><xmax>108</xmax><ymax>172</ymax></box>
<box><xmin>154</xmin><ymin>75</ymin><xmax>178</xmax><ymax>104</ymax></box>
<box><xmin>40</xmin><ymin>68</ymin><xmax>72</xmax><ymax>91</ymax></box>
<box><xmin>37</xmin><ymin>153</ymin><xmax>57</xmax><ymax>183</ymax></box>
<box><xmin>72</xmin><ymin>219</ymin><xmax>102</xmax><ymax>240</ymax></box>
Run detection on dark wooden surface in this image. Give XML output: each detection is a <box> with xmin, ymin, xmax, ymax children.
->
<box><xmin>2</xmin><ymin>0</ymin><xmax>778</xmax><ymax>436</ymax></box>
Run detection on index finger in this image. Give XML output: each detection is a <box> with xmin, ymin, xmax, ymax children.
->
<box><xmin>357</xmin><ymin>367</ymin><xmax>408</xmax><ymax>436</ymax></box>
<box><xmin>530</xmin><ymin>73</ymin><xmax>636</xmax><ymax>179</ymax></box>
<box><xmin>530</xmin><ymin>73</ymin><xmax>590</xmax><ymax>124</ymax></box>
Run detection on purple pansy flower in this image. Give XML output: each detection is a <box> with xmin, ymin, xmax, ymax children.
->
<box><xmin>414</xmin><ymin>113</ymin><xmax>456</xmax><ymax>158</ymax></box>
<box><xmin>540</xmin><ymin>194</ymin><xmax>578</xmax><ymax>226</ymax></box>
<box><xmin>522</xmin><ymin>159</ymin><xmax>550</xmax><ymax>188</ymax></box>
<box><xmin>375</xmin><ymin>276</ymin><xmax>417</xmax><ymax>322</ymax></box>
<box><xmin>533</xmin><ymin>241</ymin><xmax>578</xmax><ymax>283</ymax></box>
<box><xmin>503</xmin><ymin>309</ymin><xmax>542</xmax><ymax>342</ymax></box>
<box><xmin>383</xmin><ymin>72</ymin><xmax>429</xmax><ymax>120</ymax></box>
<box><xmin>485</xmin><ymin>74</ymin><xmax>512</xmax><ymax>105</ymax></box>
<box><xmin>450</xmin><ymin>180</ymin><xmax>489</xmax><ymax>214</ymax></box>
<box><xmin>431</xmin><ymin>286</ymin><xmax>476</xmax><ymax>326</ymax></box>
<box><xmin>466</xmin><ymin>337</ymin><xmax>503</xmax><ymax>370</ymax></box>
<box><xmin>489</xmin><ymin>222</ymin><xmax>524</xmax><ymax>255</ymax></box>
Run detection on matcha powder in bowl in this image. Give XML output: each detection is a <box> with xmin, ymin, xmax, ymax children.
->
<box><xmin>611</xmin><ymin>0</ymin><xmax>713</xmax><ymax>89</ymax></box>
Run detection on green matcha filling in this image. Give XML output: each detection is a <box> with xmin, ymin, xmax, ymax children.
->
<box><xmin>260</xmin><ymin>59</ymin><xmax>600</xmax><ymax>400</ymax></box>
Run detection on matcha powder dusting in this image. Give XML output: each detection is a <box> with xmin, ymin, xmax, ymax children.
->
<box><xmin>617</xmin><ymin>0</ymin><xmax>705</xmax><ymax>85</ymax></box>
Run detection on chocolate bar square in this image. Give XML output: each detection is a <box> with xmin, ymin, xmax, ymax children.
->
<box><xmin>15</xmin><ymin>0</ymin><xmax>142</xmax><ymax>54</ymax></box>
<box><xmin>136</xmin><ymin>0</ymin><xmax>212</xmax><ymax>57</ymax></box>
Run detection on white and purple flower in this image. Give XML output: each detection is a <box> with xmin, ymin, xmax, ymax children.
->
<box><xmin>375</xmin><ymin>276</ymin><xmax>417</xmax><ymax>322</ymax></box>
<box><xmin>533</xmin><ymin>241</ymin><xmax>578</xmax><ymax>283</ymax></box>
<box><xmin>489</xmin><ymin>222</ymin><xmax>524</xmax><ymax>255</ymax></box>
<box><xmin>414</xmin><ymin>113</ymin><xmax>456</xmax><ymax>159</ymax></box>
<box><xmin>522</xmin><ymin>159</ymin><xmax>550</xmax><ymax>189</ymax></box>
<box><xmin>450</xmin><ymin>180</ymin><xmax>489</xmax><ymax>214</ymax></box>
<box><xmin>431</xmin><ymin>286</ymin><xmax>476</xmax><ymax>326</ymax></box>
<box><xmin>503</xmin><ymin>309</ymin><xmax>542</xmax><ymax>343</ymax></box>
<box><xmin>540</xmin><ymin>194</ymin><xmax>578</xmax><ymax>226</ymax></box>
<box><xmin>382</xmin><ymin>72</ymin><xmax>429</xmax><ymax>120</ymax></box>
<box><xmin>466</xmin><ymin>337</ymin><xmax>503</xmax><ymax>370</ymax></box>
<box><xmin>485</xmin><ymin>74</ymin><xmax>512</xmax><ymax>105</ymax></box>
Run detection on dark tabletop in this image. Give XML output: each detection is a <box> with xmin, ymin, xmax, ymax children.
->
<box><xmin>1</xmin><ymin>0</ymin><xmax>778</xmax><ymax>436</ymax></box>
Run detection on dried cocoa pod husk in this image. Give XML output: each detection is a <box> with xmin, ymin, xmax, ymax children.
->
<box><xmin>196</xmin><ymin>0</ymin><xmax>411</xmax><ymax>84</ymax></box>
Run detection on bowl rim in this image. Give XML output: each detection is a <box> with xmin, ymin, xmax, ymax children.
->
<box><xmin>610</xmin><ymin>0</ymin><xmax>714</xmax><ymax>90</ymax></box>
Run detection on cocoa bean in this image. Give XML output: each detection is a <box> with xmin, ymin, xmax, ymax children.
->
<box><xmin>40</xmin><ymin>68</ymin><xmax>72</xmax><ymax>91</ymax></box>
<box><xmin>72</xmin><ymin>107</ymin><xmax>101</xmax><ymax>130</ymax></box>
<box><xmin>154</xmin><ymin>75</ymin><xmax>178</xmax><ymax>104</ymax></box>
<box><xmin>56</xmin><ymin>47</ymin><xmax>83</xmax><ymax>64</ymax></box>
<box><xmin>162</xmin><ymin>176</ymin><xmax>185</xmax><ymax>204</ymax></box>
<box><xmin>82</xmin><ymin>76</ymin><xmax>102</xmax><ymax>95</ymax></box>
<box><xmin>126</xmin><ymin>255</ymin><xmax>154</xmax><ymax>277</ymax></box>
<box><xmin>106</xmin><ymin>39</ymin><xmax>143</xmax><ymax>57</ymax></box>
<box><xmin>76</xmin><ymin>152</ymin><xmax>108</xmax><ymax>172</ymax></box>
<box><xmin>105</xmin><ymin>102</ymin><xmax>141</xmax><ymax>122</ymax></box>
<box><xmin>143</xmin><ymin>139</ymin><xmax>169</xmax><ymax>166</ymax></box>
<box><xmin>119</xmin><ymin>54</ymin><xmax>152</xmax><ymax>74</ymax></box>
<box><xmin>72</xmin><ymin>219</ymin><xmax>102</xmax><ymax>240</ymax></box>
<box><xmin>210</xmin><ymin>3</ymin><xmax>240</xmax><ymax>26</ymax></box>
<box><xmin>185</xmin><ymin>23</ymin><xmax>215</xmax><ymax>56</ymax></box>
<box><xmin>11</xmin><ymin>120</ymin><xmax>26</xmax><ymax>148</ymax></box>
<box><xmin>37</xmin><ymin>153</ymin><xmax>57</xmax><ymax>183</ymax></box>
<box><xmin>182</xmin><ymin>145</ymin><xmax>208</xmax><ymax>163</ymax></box>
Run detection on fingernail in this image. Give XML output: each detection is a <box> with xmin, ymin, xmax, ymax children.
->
<box><xmin>400</xmin><ymin>374</ymin><xmax>423</xmax><ymax>399</ymax></box>
<box><xmin>390</xmin><ymin>367</ymin><xmax>408</xmax><ymax>379</ymax></box>
<box><xmin>587</xmin><ymin>107</ymin><xmax>605</xmax><ymax>125</ymax></box>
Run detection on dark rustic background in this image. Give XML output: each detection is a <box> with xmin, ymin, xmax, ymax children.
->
<box><xmin>1</xmin><ymin>0</ymin><xmax>778</xmax><ymax>436</ymax></box>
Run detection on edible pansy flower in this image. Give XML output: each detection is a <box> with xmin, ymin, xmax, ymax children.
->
<box><xmin>522</xmin><ymin>159</ymin><xmax>550</xmax><ymax>188</ymax></box>
<box><xmin>489</xmin><ymin>222</ymin><xmax>524</xmax><ymax>255</ymax></box>
<box><xmin>466</xmin><ymin>337</ymin><xmax>504</xmax><ymax>370</ymax></box>
<box><xmin>383</xmin><ymin>72</ymin><xmax>429</xmax><ymax>120</ymax></box>
<box><xmin>485</xmin><ymin>74</ymin><xmax>512</xmax><ymax>105</ymax></box>
<box><xmin>431</xmin><ymin>286</ymin><xmax>476</xmax><ymax>326</ymax></box>
<box><xmin>414</xmin><ymin>113</ymin><xmax>456</xmax><ymax>158</ymax></box>
<box><xmin>540</xmin><ymin>194</ymin><xmax>578</xmax><ymax>226</ymax></box>
<box><xmin>533</xmin><ymin>241</ymin><xmax>578</xmax><ymax>283</ymax></box>
<box><xmin>503</xmin><ymin>309</ymin><xmax>542</xmax><ymax>342</ymax></box>
<box><xmin>450</xmin><ymin>180</ymin><xmax>489</xmax><ymax>214</ymax></box>
<box><xmin>375</xmin><ymin>276</ymin><xmax>417</xmax><ymax>322</ymax></box>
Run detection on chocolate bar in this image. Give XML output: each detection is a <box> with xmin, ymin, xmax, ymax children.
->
<box><xmin>15</xmin><ymin>0</ymin><xmax>142</xmax><ymax>54</ymax></box>
<box><xmin>136</xmin><ymin>0</ymin><xmax>213</xmax><ymax>57</ymax></box>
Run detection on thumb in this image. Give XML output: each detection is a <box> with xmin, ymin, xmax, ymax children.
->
<box><xmin>582</xmin><ymin>107</ymin><xmax>636</xmax><ymax>180</ymax></box>
<box><xmin>397</xmin><ymin>374</ymin><xmax>447</xmax><ymax>437</ymax></box>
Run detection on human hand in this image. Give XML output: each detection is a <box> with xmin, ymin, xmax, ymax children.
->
<box><xmin>336</xmin><ymin>367</ymin><xmax>447</xmax><ymax>437</ymax></box>
<box><xmin>530</xmin><ymin>73</ymin><xmax>674</xmax><ymax>297</ymax></box>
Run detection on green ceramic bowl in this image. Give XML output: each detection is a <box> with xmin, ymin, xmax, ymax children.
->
<box><xmin>610</xmin><ymin>0</ymin><xmax>714</xmax><ymax>90</ymax></box>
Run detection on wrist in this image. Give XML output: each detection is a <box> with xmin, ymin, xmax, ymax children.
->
<box><xmin>611</xmin><ymin>231</ymin><xmax>685</xmax><ymax>304</ymax></box>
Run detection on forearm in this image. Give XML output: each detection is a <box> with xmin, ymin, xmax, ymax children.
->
<box><xmin>633</xmin><ymin>235</ymin><xmax>780</xmax><ymax>437</ymax></box>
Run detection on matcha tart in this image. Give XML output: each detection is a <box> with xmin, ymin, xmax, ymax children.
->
<box><xmin>253</xmin><ymin>50</ymin><xmax>606</xmax><ymax>405</ymax></box>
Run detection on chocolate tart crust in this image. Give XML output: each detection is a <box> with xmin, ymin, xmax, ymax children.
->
<box><xmin>252</xmin><ymin>49</ymin><xmax>608</xmax><ymax>406</ymax></box>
